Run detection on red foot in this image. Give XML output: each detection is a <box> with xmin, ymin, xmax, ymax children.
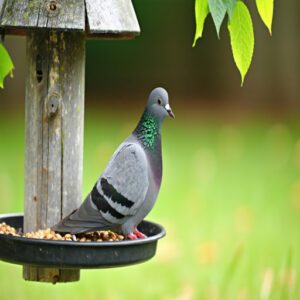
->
<box><xmin>127</xmin><ymin>229</ymin><xmax>147</xmax><ymax>240</ymax></box>
<box><xmin>133</xmin><ymin>228</ymin><xmax>146</xmax><ymax>239</ymax></box>
<box><xmin>127</xmin><ymin>233</ymin><xmax>138</xmax><ymax>240</ymax></box>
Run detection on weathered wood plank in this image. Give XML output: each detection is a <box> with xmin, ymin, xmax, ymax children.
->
<box><xmin>0</xmin><ymin>0</ymin><xmax>5</xmax><ymax>17</ymax></box>
<box><xmin>38</xmin><ymin>0</ymin><xmax>85</xmax><ymax>30</ymax></box>
<box><xmin>46</xmin><ymin>31</ymin><xmax>63</xmax><ymax>227</ymax></box>
<box><xmin>23</xmin><ymin>30</ymin><xmax>84</xmax><ymax>283</ymax></box>
<box><xmin>60</xmin><ymin>32</ymin><xmax>85</xmax><ymax>217</ymax></box>
<box><xmin>23</xmin><ymin>30</ymin><xmax>61</xmax><ymax>283</ymax></box>
<box><xmin>85</xmin><ymin>0</ymin><xmax>140</xmax><ymax>35</ymax></box>
<box><xmin>1</xmin><ymin>0</ymin><xmax>140</xmax><ymax>39</ymax></box>
<box><xmin>23</xmin><ymin>267</ymin><xmax>80</xmax><ymax>283</ymax></box>
<box><xmin>24</xmin><ymin>30</ymin><xmax>47</xmax><ymax>233</ymax></box>
<box><xmin>1</xmin><ymin>0</ymin><xmax>41</xmax><ymax>28</ymax></box>
<box><xmin>0</xmin><ymin>0</ymin><xmax>85</xmax><ymax>31</ymax></box>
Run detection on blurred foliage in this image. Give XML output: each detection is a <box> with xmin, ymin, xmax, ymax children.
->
<box><xmin>0</xmin><ymin>43</ymin><xmax>14</xmax><ymax>89</ymax></box>
<box><xmin>256</xmin><ymin>0</ymin><xmax>274</xmax><ymax>34</ymax></box>
<box><xmin>0</xmin><ymin>109</ymin><xmax>299</xmax><ymax>299</ymax></box>
<box><xmin>194</xmin><ymin>0</ymin><xmax>273</xmax><ymax>85</ymax></box>
<box><xmin>227</xmin><ymin>1</ymin><xmax>254</xmax><ymax>85</ymax></box>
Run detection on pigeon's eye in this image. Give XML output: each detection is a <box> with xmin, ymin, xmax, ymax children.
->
<box><xmin>157</xmin><ymin>99</ymin><xmax>161</xmax><ymax>105</ymax></box>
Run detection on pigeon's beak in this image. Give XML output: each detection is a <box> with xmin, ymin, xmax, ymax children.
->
<box><xmin>165</xmin><ymin>104</ymin><xmax>175</xmax><ymax>119</ymax></box>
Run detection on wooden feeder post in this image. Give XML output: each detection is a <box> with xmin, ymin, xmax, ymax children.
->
<box><xmin>0</xmin><ymin>0</ymin><xmax>140</xmax><ymax>283</ymax></box>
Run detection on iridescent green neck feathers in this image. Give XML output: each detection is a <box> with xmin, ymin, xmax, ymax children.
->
<box><xmin>134</xmin><ymin>111</ymin><xmax>161</xmax><ymax>150</ymax></box>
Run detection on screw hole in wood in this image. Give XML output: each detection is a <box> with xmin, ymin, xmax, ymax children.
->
<box><xmin>47</xmin><ymin>1</ymin><xmax>60</xmax><ymax>16</ymax></box>
<box><xmin>47</xmin><ymin>94</ymin><xmax>60</xmax><ymax>117</ymax></box>
<box><xmin>49</xmin><ymin>3</ymin><xmax>57</xmax><ymax>11</ymax></box>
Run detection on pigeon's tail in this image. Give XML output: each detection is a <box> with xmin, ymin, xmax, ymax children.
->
<box><xmin>51</xmin><ymin>195</ymin><xmax>112</xmax><ymax>234</ymax></box>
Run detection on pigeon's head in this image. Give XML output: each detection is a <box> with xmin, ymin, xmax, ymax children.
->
<box><xmin>147</xmin><ymin>87</ymin><xmax>175</xmax><ymax>120</ymax></box>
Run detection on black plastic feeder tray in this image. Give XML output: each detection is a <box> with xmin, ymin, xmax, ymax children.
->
<box><xmin>0</xmin><ymin>213</ymin><xmax>165</xmax><ymax>269</ymax></box>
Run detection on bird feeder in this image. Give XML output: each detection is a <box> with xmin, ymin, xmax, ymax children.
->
<box><xmin>0</xmin><ymin>0</ymin><xmax>165</xmax><ymax>284</ymax></box>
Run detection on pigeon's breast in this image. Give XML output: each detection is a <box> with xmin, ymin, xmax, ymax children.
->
<box><xmin>147</xmin><ymin>144</ymin><xmax>162</xmax><ymax>189</ymax></box>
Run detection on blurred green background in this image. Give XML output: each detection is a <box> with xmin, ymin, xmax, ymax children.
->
<box><xmin>0</xmin><ymin>0</ymin><xmax>300</xmax><ymax>299</ymax></box>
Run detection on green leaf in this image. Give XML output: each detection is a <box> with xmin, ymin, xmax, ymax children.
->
<box><xmin>228</xmin><ymin>1</ymin><xmax>254</xmax><ymax>86</ymax></box>
<box><xmin>256</xmin><ymin>0</ymin><xmax>274</xmax><ymax>35</ymax></box>
<box><xmin>0</xmin><ymin>43</ymin><xmax>14</xmax><ymax>89</ymax></box>
<box><xmin>208</xmin><ymin>0</ymin><xmax>227</xmax><ymax>37</ymax></box>
<box><xmin>223</xmin><ymin>0</ymin><xmax>237</xmax><ymax>19</ymax></box>
<box><xmin>193</xmin><ymin>0</ymin><xmax>209</xmax><ymax>47</ymax></box>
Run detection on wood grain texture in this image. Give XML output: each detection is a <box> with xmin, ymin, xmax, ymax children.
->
<box><xmin>23</xmin><ymin>30</ymin><xmax>84</xmax><ymax>282</ymax></box>
<box><xmin>0</xmin><ymin>0</ymin><xmax>85</xmax><ymax>31</ymax></box>
<box><xmin>85</xmin><ymin>0</ymin><xmax>140</xmax><ymax>35</ymax></box>
<box><xmin>0</xmin><ymin>0</ymin><xmax>4</xmax><ymax>17</ymax></box>
<box><xmin>23</xmin><ymin>267</ymin><xmax>80</xmax><ymax>283</ymax></box>
<box><xmin>60</xmin><ymin>32</ymin><xmax>85</xmax><ymax>217</ymax></box>
<box><xmin>1</xmin><ymin>0</ymin><xmax>140</xmax><ymax>38</ymax></box>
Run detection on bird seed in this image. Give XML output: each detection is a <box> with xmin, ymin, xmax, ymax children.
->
<box><xmin>0</xmin><ymin>222</ymin><xmax>124</xmax><ymax>242</ymax></box>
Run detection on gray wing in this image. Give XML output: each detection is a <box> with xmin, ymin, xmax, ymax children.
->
<box><xmin>52</xmin><ymin>142</ymin><xmax>149</xmax><ymax>234</ymax></box>
<box><xmin>93</xmin><ymin>142</ymin><xmax>149</xmax><ymax>224</ymax></box>
<box><xmin>51</xmin><ymin>196</ymin><xmax>113</xmax><ymax>234</ymax></box>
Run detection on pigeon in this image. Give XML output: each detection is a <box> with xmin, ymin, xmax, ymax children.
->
<box><xmin>52</xmin><ymin>87</ymin><xmax>174</xmax><ymax>240</ymax></box>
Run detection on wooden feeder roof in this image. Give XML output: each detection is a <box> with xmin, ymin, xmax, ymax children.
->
<box><xmin>0</xmin><ymin>0</ymin><xmax>140</xmax><ymax>38</ymax></box>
